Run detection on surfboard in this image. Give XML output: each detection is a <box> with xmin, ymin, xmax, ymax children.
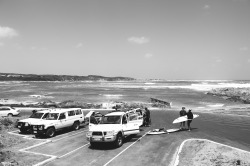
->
<box><xmin>173</xmin><ymin>114</ymin><xmax>199</xmax><ymax>124</ymax></box>
<box><xmin>166</xmin><ymin>128</ymin><xmax>180</xmax><ymax>133</ymax></box>
<box><xmin>147</xmin><ymin>128</ymin><xmax>180</xmax><ymax>135</ymax></box>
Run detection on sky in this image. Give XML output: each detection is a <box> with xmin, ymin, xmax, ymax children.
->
<box><xmin>0</xmin><ymin>0</ymin><xmax>250</xmax><ymax>80</ymax></box>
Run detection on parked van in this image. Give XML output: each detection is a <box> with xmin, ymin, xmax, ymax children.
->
<box><xmin>30</xmin><ymin>108</ymin><xmax>85</xmax><ymax>137</ymax></box>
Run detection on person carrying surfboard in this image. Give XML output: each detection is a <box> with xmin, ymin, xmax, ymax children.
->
<box><xmin>179</xmin><ymin>107</ymin><xmax>187</xmax><ymax>130</ymax></box>
<box><xmin>187</xmin><ymin>109</ymin><xmax>193</xmax><ymax>131</ymax></box>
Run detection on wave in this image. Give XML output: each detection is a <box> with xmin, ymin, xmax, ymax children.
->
<box><xmin>29</xmin><ymin>94</ymin><xmax>54</xmax><ymax>99</ymax></box>
<box><xmin>101</xmin><ymin>94</ymin><xmax>124</xmax><ymax>98</ymax></box>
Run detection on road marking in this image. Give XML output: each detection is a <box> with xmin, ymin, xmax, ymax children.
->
<box><xmin>103</xmin><ymin>131</ymin><xmax>150</xmax><ymax>166</ymax></box>
<box><xmin>173</xmin><ymin>138</ymin><xmax>250</xmax><ymax>166</ymax></box>
<box><xmin>58</xmin><ymin>143</ymin><xmax>90</xmax><ymax>159</ymax></box>
<box><xmin>52</xmin><ymin>130</ymin><xmax>87</xmax><ymax>142</ymax></box>
<box><xmin>7</xmin><ymin>129</ymin><xmax>89</xmax><ymax>166</ymax></box>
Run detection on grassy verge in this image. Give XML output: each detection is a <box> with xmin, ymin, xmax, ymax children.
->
<box><xmin>178</xmin><ymin>139</ymin><xmax>250</xmax><ymax>166</ymax></box>
<box><xmin>0</xmin><ymin>117</ymin><xmax>49</xmax><ymax>166</ymax></box>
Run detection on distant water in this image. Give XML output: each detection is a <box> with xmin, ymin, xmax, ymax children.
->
<box><xmin>1</xmin><ymin>80</ymin><xmax>250</xmax><ymax>110</ymax></box>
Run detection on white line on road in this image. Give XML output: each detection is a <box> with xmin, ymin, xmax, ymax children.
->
<box><xmin>103</xmin><ymin>131</ymin><xmax>150</xmax><ymax>166</ymax></box>
<box><xmin>58</xmin><ymin>143</ymin><xmax>90</xmax><ymax>159</ymax></box>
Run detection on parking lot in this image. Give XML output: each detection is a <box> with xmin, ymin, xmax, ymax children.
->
<box><xmin>11</xmin><ymin>110</ymin><xmax>250</xmax><ymax>166</ymax></box>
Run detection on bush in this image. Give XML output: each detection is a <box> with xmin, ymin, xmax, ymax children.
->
<box><xmin>0</xmin><ymin>118</ymin><xmax>13</xmax><ymax>127</ymax></box>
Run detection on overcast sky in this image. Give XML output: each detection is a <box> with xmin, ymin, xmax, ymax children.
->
<box><xmin>0</xmin><ymin>0</ymin><xmax>250</xmax><ymax>80</ymax></box>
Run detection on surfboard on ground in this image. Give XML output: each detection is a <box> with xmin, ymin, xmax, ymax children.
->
<box><xmin>147</xmin><ymin>128</ymin><xmax>180</xmax><ymax>135</ymax></box>
<box><xmin>173</xmin><ymin>114</ymin><xmax>199</xmax><ymax>124</ymax></box>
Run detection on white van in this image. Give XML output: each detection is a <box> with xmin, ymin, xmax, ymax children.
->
<box><xmin>30</xmin><ymin>108</ymin><xmax>85</xmax><ymax>137</ymax></box>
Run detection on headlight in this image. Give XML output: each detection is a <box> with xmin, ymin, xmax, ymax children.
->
<box><xmin>86</xmin><ymin>131</ymin><xmax>92</xmax><ymax>137</ymax></box>
<box><xmin>38</xmin><ymin>125</ymin><xmax>44</xmax><ymax>130</ymax></box>
<box><xmin>24</xmin><ymin>122</ymin><xmax>29</xmax><ymax>126</ymax></box>
<box><xmin>105</xmin><ymin>130</ymin><xmax>114</xmax><ymax>136</ymax></box>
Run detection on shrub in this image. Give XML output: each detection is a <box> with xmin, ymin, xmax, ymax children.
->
<box><xmin>0</xmin><ymin>118</ymin><xmax>13</xmax><ymax>127</ymax></box>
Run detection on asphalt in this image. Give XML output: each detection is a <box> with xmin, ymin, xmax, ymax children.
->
<box><xmin>18</xmin><ymin>110</ymin><xmax>250</xmax><ymax>166</ymax></box>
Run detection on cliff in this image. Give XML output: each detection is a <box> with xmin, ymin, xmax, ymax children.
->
<box><xmin>0</xmin><ymin>73</ymin><xmax>135</xmax><ymax>81</ymax></box>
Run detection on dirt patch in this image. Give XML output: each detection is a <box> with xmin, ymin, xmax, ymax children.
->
<box><xmin>178</xmin><ymin>139</ymin><xmax>250</xmax><ymax>166</ymax></box>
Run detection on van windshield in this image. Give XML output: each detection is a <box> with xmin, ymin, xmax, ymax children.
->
<box><xmin>99</xmin><ymin>116</ymin><xmax>121</xmax><ymax>124</ymax></box>
<box><xmin>29</xmin><ymin>113</ymin><xmax>44</xmax><ymax>119</ymax></box>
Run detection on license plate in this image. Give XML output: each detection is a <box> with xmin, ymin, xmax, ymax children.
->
<box><xmin>33</xmin><ymin>131</ymin><xmax>37</xmax><ymax>133</ymax></box>
<box><xmin>93</xmin><ymin>138</ymin><xmax>101</xmax><ymax>141</ymax></box>
<box><xmin>18</xmin><ymin>126</ymin><xmax>21</xmax><ymax>128</ymax></box>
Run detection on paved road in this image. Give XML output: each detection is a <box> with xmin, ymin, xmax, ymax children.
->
<box><xmin>22</xmin><ymin>111</ymin><xmax>250</xmax><ymax>166</ymax></box>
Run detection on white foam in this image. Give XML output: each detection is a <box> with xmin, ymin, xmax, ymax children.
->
<box><xmin>102</xmin><ymin>94</ymin><xmax>123</xmax><ymax>98</ymax></box>
<box><xmin>207</xmin><ymin>104</ymin><xmax>224</xmax><ymax>107</ymax></box>
<box><xmin>29</xmin><ymin>95</ymin><xmax>54</xmax><ymax>99</ymax></box>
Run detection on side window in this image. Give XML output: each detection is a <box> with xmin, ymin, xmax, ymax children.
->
<box><xmin>75</xmin><ymin>109</ymin><xmax>82</xmax><ymax>115</ymax></box>
<box><xmin>0</xmin><ymin>108</ymin><xmax>9</xmax><ymax>111</ymax></box>
<box><xmin>59</xmin><ymin>113</ymin><xmax>66</xmax><ymax>120</ymax></box>
<box><xmin>68</xmin><ymin>110</ymin><xmax>75</xmax><ymax>116</ymax></box>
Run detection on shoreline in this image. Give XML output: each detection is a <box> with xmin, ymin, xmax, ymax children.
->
<box><xmin>1</xmin><ymin>99</ymin><xmax>250</xmax><ymax>117</ymax></box>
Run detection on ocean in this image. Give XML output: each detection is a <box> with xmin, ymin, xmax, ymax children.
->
<box><xmin>1</xmin><ymin>80</ymin><xmax>250</xmax><ymax>110</ymax></box>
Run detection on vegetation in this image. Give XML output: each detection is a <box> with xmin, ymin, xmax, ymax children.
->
<box><xmin>0</xmin><ymin>73</ymin><xmax>135</xmax><ymax>81</ymax></box>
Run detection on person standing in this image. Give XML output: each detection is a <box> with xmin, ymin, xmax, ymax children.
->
<box><xmin>187</xmin><ymin>109</ymin><xmax>193</xmax><ymax>131</ymax></box>
<box><xmin>145</xmin><ymin>107</ymin><xmax>151</xmax><ymax>127</ymax></box>
<box><xmin>179</xmin><ymin>107</ymin><xmax>187</xmax><ymax>130</ymax></box>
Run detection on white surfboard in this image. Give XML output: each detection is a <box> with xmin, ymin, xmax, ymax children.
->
<box><xmin>166</xmin><ymin>128</ymin><xmax>180</xmax><ymax>133</ymax></box>
<box><xmin>173</xmin><ymin>114</ymin><xmax>199</xmax><ymax>124</ymax></box>
<box><xmin>147</xmin><ymin>128</ymin><xmax>180</xmax><ymax>135</ymax></box>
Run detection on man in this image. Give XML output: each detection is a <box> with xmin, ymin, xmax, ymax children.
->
<box><xmin>90</xmin><ymin>112</ymin><xmax>98</xmax><ymax>124</ymax></box>
<box><xmin>145</xmin><ymin>107</ymin><xmax>151</xmax><ymax>127</ymax></box>
<box><xmin>187</xmin><ymin>109</ymin><xmax>193</xmax><ymax>131</ymax></box>
<box><xmin>179</xmin><ymin>107</ymin><xmax>187</xmax><ymax>130</ymax></box>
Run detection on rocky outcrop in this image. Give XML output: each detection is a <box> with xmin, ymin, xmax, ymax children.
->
<box><xmin>207</xmin><ymin>88</ymin><xmax>250</xmax><ymax>104</ymax></box>
<box><xmin>0</xmin><ymin>73</ymin><xmax>135</xmax><ymax>81</ymax></box>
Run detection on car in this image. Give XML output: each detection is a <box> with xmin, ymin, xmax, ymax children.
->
<box><xmin>17</xmin><ymin>109</ymin><xmax>52</xmax><ymax>133</ymax></box>
<box><xmin>30</xmin><ymin>108</ymin><xmax>85</xmax><ymax>137</ymax></box>
<box><xmin>0</xmin><ymin>106</ymin><xmax>20</xmax><ymax>117</ymax></box>
<box><xmin>86</xmin><ymin>111</ymin><xmax>142</xmax><ymax>147</ymax></box>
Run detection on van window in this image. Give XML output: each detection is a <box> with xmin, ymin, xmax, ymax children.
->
<box><xmin>0</xmin><ymin>107</ymin><xmax>9</xmax><ymax>111</ymax></box>
<box><xmin>68</xmin><ymin>110</ymin><xmax>75</xmax><ymax>116</ymax></box>
<box><xmin>59</xmin><ymin>113</ymin><xmax>66</xmax><ymax>119</ymax></box>
<box><xmin>75</xmin><ymin>109</ymin><xmax>82</xmax><ymax>115</ymax></box>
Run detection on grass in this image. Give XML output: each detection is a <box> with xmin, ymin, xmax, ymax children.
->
<box><xmin>0</xmin><ymin>116</ymin><xmax>49</xmax><ymax>166</ymax></box>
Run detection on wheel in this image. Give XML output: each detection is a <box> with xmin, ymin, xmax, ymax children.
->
<box><xmin>72</xmin><ymin>121</ymin><xmax>80</xmax><ymax>130</ymax></box>
<box><xmin>20</xmin><ymin>129</ymin><xmax>27</xmax><ymax>133</ymax></box>
<box><xmin>46</xmin><ymin>127</ymin><xmax>56</xmax><ymax>138</ymax></box>
<box><xmin>114</xmin><ymin>133</ymin><xmax>123</xmax><ymax>147</ymax></box>
<box><xmin>7</xmin><ymin>113</ymin><xmax>13</xmax><ymax>117</ymax></box>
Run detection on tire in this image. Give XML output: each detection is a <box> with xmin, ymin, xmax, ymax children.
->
<box><xmin>46</xmin><ymin>127</ymin><xmax>56</xmax><ymax>138</ymax></box>
<box><xmin>114</xmin><ymin>133</ymin><xmax>123</xmax><ymax>148</ymax></box>
<box><xmin>20</xmin><ymin>129</ymin><xmax>27</xmax><ymax>133</ymax></box>
<box><xmin>7</xmin><ymin>113</ymin><xmax>13</xmax><ymax>117</ymax></box>
<box><xmin>72</xmin><ymin>121</ymin><xmax>80</xmax><ymax>130</ymax></box>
